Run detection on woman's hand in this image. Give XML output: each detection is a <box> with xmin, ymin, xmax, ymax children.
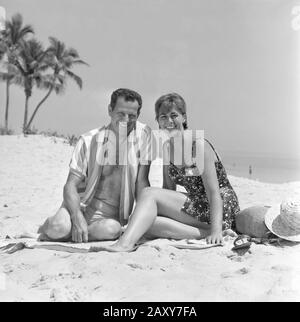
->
<box><xmin>206</xmin><ymin>231</ymin><xmax>223</xmax><ymax>244</ymax></box>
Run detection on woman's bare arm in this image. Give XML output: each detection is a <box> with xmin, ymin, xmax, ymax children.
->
<box><xmin>162</xmin><ymin>164</ymin><xmax>176</xmax><ymax>190</ymax></box>
<box><xmin>201</xmin><ymin>141</ymin><xmax>223</xmax><ymax>244</ymax></box>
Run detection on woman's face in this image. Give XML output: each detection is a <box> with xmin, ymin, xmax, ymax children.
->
<box><xmin>157</xmin><ymin>105</ymin><xmax>186</xmax><ymax>136</ymax></box>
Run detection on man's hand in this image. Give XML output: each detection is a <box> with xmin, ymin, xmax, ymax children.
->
<box><xmin>206</xmin><ymin>231</ymin><xmax>223</xmax><ymax>245</ymax></box>
<box><xmin>71</xmin><ymin>211</ymin><xmax>88</xmax><ymax>243</ymax></box>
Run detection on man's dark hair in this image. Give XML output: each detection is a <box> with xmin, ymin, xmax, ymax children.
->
<box><xmin>110</xmin><ymin>88</ymin><xmax>142</xmax><ymax>113</ymax></box>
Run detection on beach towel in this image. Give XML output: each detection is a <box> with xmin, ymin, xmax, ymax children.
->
<box><xmin>0</xmin><ymin>239</ymin><xmax>109</xmax><ymax>254</ymax></box>
<box><xmin>0</xmin><ymin>238</ymin><xmax>223</xmax><ymax>254</ymax></box>
<box><xmin>69</xmin><ymin>121</ymin><xmax>152</xmax><ymax>225</ymax></box>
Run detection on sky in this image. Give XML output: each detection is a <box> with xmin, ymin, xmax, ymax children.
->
<box><xmin>0</xmin><ymin>0</ymin><xmax>300</xmax><ymax>159</ymax></box>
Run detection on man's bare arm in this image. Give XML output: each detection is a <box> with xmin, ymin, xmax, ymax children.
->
<box><xmin>63</xmin><ymin>172</ymin><xmax>83</xmax><ymax>216</ymax></box>
<box><xmin>63</xmin><ymin>172</ymin><xmax>88</xmax><ymax>243</ymax></box>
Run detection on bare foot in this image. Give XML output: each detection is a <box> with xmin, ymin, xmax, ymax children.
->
<box><xmin>89</xmin><ymin>242</ymin><xmax>138</xmax><ymax>253</ymax></box>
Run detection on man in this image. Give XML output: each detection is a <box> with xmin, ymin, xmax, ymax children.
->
<box><xmin>39</xmin><ymin>88</ymin><xmax>152</xmax><ymax>243</ymax></box>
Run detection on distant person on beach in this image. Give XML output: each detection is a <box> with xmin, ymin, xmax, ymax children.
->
<box><xmin>38</xmin><ymin>88</ymin><xmax>152</xmax><ymax>243</ymax></box>
<box><xmin>104</xmin><ymin>93</ymin><xmax>241</xmax><ymax>252</ymax></box>
<box><xmin>249</xmin><ymin>165</ymin><xmax>252</xmax><ymax>177</ymax></box>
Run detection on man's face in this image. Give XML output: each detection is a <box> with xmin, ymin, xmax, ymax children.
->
<box><xmin>109</xmin><ymin>97</ymin><xmax>140</xmax><ymax>136</ymax></box>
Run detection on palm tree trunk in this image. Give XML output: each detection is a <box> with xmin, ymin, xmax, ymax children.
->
<box><xmin>4</xmin><ymin>79</ymin><xmax>10</xmax><ymax>133</ymax></box>
<box><xmin>23</xmin><ymin>95</ymin><xmax>29</xmax><ymax>134</ymax></box>
<box><xmin>25</xmin><ymin>86</ymin><xmax>53</xmax><ymax>131</ymax></box>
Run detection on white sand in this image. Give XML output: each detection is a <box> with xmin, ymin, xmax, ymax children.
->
<box><xmin>0</xmin><ymin>135</ymin><xmax>300</xmax><ymax>302</ymax></box>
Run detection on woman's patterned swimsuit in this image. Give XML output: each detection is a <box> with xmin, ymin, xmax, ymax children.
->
<box><xmin>168</xmin><ymin>141</ymin><xmax>240</xmax><ymax>230</ymax></box>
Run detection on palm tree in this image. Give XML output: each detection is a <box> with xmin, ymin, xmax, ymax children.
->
<box><xmin>0</xmin><ymin>63</ymin><xmax>21</xmax><ymax>126</ymax></box>
<box><xmin>11</xmin><ymin>38</ymin><xmax>49</xmax><ymax>133</ymax></box>
<box><xmin>24</xmin><ymin>37</ymin><xmax>88</xmax><ymax>132</ymax></box>
<box><xmin>0</xmin><ymin>13</ymin><xmax>34</xmax><ymax>133</ymax></box>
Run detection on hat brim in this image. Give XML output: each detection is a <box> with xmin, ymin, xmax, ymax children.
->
<box><xmin>265</xmin><ymin>204</ymin><xmax>300</xmax><ymax>242</ymax></box>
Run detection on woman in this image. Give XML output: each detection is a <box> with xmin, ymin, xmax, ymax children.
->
<box><xmin>105</xmin><ymin>93</ymin><xmax>240</xmax><ymax>252</ymax></box>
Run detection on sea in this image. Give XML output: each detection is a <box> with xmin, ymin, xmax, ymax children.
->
<box><xmin>150</xmin><ymin>153</ymin><xmax>300</xmax><ymax>185</ymax></box>
<box><xmin>220</xmin><ymin>152</ymin><xmax>300</xmax><ymax>184</ymax></box>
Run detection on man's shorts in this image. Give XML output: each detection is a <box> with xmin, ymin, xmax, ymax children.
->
<box><xmin>83</xmin><ymin>199</ymin><xmax>119</xmax><ymax>225</ymax></box>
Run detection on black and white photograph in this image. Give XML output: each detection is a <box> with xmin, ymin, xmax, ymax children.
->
<box><xmin>0</xmin><ymin>0</ymin><xmax>300</xmax><ymax>303</ymax></box>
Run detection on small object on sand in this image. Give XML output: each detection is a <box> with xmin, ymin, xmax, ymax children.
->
<box><xmin>223</xmin><ymin>229</ymin><xmax>238</xmax><ymax>238</ymax></box>
<box><xmin>237</xmin><ymin>267</ymin><xmax>250</xmax><ymax>275</ymax></box>
<box><xmin>3</xmin><ymin>204</ymin><xmax>8</xmax><ymax>207</ymax></box>
<box><xmin>172</xmin><ymin>241</ymin><xmax>223</xmax><ymax>250</ymax></box>
<box><xmin>232</xmin><ymin>235</ymin><xmax>252</xmax><ymax>251</ymax></box>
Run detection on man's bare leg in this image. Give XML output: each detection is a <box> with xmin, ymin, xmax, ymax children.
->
<box><xmin>39</xmin><ymin>206</ymin><xmax>121</xmax><ymax>242</ymax></box>
<box><xmin>38</xmin><ymin>207</ymin><xmax>72</xmax><ymax>241</ymax></box>
<box><xmin>88</xmin><ymin>219</ymin><xmax>121</xmax><ymax>241</ymax></box>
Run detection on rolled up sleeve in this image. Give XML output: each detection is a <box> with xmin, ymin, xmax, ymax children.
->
<box><xmin>69</xmin><ymin>137</ymin><xmax>88</xmax><ymax>179</ymax></box>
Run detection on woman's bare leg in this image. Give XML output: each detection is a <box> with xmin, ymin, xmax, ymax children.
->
<box><xmin>145</xmin><ymin>216</ymin><xmax>210</xmax><ymax>240</ymax></box>
<box><xmin>39</xmin><ymin>205</ymin><xmax>122</xmax><ymax>242</ymax></box>
<box><xmin>107</xmin><ymin>187</ymin><xmax>210</xmax><ymax>251</ymax></box>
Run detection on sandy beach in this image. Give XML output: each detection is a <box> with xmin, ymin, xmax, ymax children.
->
<box><xmin>0</xmin><ymin>135</ymin><xmax>300</xmax><ymax>302</ymax></box>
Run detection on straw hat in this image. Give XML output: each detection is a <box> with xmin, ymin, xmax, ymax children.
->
<box><xmin>265</xmin><ymin>200</ymin><xmax>300</xmax><ymax>242</ymax></box>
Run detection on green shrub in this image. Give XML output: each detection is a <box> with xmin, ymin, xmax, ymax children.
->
<box><xmin>66</xmin><ymin>134</ymin><xmax>78</xmax><ymax>146</ymax></box>
<box><xmin>24</xmin><ymin>126</ymin><xmax>39</xmax><ymax>135</ymax></box>
<box><xmin>40</xmin><ymin>129</ymin><xmax>78</xmax><ymax>146</ymax></box>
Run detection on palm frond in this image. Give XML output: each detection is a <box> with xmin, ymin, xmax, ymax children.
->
<box><xmin>64</xmin><ymin>47</ymin><xmax>79</xmax><ymax>59</ymax></box>
<box><xmin>54</xmin><ymin>82</ymin><xmax>66</xmax><ymax>95</ymax></box>
<box><xmin>6</xmin><ymin>64</ymin><xmax>20</xmax><ymax>77</ymax></box>
<box><xmin>18</xmin><ymin>38</ymin><xmax>46</xmax><ymax>69</ymax></box>
<box><xmin>66</xmin><ymin>70</ymin><xmax>83</xmax><ymax>89</ymax></box>
<box><xmin>0</xmin><ymin>71</ymin><xmax>11</xmax><ymax>81</ymax></box>
<box><xmin>11</xmin><ymin>13</ymin><xmax>23</xmax><ymax>29</ymax></box>
<box><xmin>35</xmin><ymin>73</ymin><xmax>53</xmax><ymax>89</ymax></box>
<box><xmin>18</xmin><ymin>25</ymin><xmax>34</xmax><ymax>39</ymax></box>
<box><xmin>0</xmin><ymin>41</ymin><xmax>6</xmax><ymax>60</ymax></box>
<box><xmin>38</xmin><ymin>64</ymin><xmax>51</xmax><ymax>72</ymax></box>
<box><xmin>47</xmin><ymin>37</ymin><xmax>67</xmax><ymax>63</ymax></box>
<box><xmin>8</xmin><ymin>14</ymin><xmax>34</xmax><ymax>45</ymax></box>
<box><xmin>48</xmin><ymin>36</ymin><xmax>59</xmax><ymax>47</ymax></box>
<box><xmin>72</xmin><ymin>59</ymin><xmax>89</xmax><ymax>66</ymax></box>
<box><xmin>11</xmin><ymin>74</ymin><xmax>24</xmax><ymax>87</ymax></box>
<box><xmin>55</xmin><ymin>73</ymin><xmax>65</xmax><ymax>85</ymax></box>
<box><xmin>37</xmin><ymin>77</ymin><xmax>53</xmax><ymax>90</ymax></box>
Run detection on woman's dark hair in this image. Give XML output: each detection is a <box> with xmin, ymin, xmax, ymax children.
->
<box><xmin>155</xmin><ymin>93</ymin><xmax>188</xmax><ymax>129</ymax></box>
<box><xmin>110</xmin><ymin>88</ymin><xmax>142</xmax><ymax>113</ymax></box>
